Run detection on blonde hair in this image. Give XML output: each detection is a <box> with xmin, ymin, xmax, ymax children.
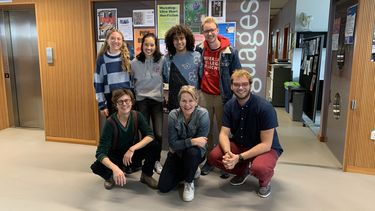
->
<box><xmin>231</xmin><ymin>69</ymin><xmax>253</xmax><ymax>84</ymax></box>
<box><xmin>201</xmin><ymin>16</ymin><xmax>218</xmax><ymax>30</ymax></box>
<box><xmin>98</xmin><ymin>29</ymin><xmax>131</xmax><ymax>73</ymax></box>
<box><xmin>178</xmin><ymin>85</ymin><xmax>199</xmax><ymax>102</ymax></box>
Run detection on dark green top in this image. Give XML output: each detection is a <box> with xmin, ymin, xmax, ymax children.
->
<box><xmin>95</xmin><ymin>111</ymin><xmax>154</xmax><ymax>161</ymax></box>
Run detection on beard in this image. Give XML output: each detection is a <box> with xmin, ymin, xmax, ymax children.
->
<box><xmin>233</xmin><ymin>90</ymin><xmax>251</xmax><ymax>100</ymax></box>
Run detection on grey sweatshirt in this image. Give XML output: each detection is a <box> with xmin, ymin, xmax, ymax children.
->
<box><xmin>131</xmin><ymin>57</ymin><xmax>164</xmax><ymax>102</ymax></box>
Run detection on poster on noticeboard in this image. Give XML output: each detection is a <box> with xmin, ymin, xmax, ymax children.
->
<box><xmin>208</xmin><ymin>0</ymin><xmax>226</xmax><ymax>23</ymax></box>
<box><xmin>184</xmin><ymin>0</ymin><xmax>207</xmax><ymax>33</ymax></box>
<box><xmin>133</xmin><ymin>28</ymin><xmax>156</xmax><ymax>56</ymax></box>
<box><xmin>97</xmin><ymin>8</ymin><xmax>117</xmax><ymax>41</ymax></box>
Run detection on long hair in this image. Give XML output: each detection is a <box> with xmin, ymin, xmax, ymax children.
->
<box><xmin>98</xmin><ymin>29</ymin><xmax>131</xmax><ymax>72</ymax></box>
<box><xmin>136</xmin><ymin>33</ymin><xmax>162</xmax><ymax>63</ymax></box>
<box><xmin>164</xmin><ymin>24</ymin><xmax>195</xmax><ymax>56</ymax></box>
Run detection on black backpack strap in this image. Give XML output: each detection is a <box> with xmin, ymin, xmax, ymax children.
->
<box><xmin>107</xmin><ymin>116</ymin><xmax>119</xmax><ymax>150</ymax></box>
<box><xmin>132</xmin><ymin>110</ymin><xmax>140</xmax><ymax>144</ymax></box>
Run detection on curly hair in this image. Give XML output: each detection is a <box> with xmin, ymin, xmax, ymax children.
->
<box><xmin>98</xmin><ymin>29</ymin><xmax>131</xmax><ymax>72</ymax></box>
<box><xmin>164</xmin><ymin>24</ymin><xmax>195</xmax><ymax>56</ymax></box>
<box><xmin>136</xmin><ymin>33</ymin><xmax>162</xmax><ymax>63</ymax></box>
<box><xmin>231</xmin><ymin>69</ymin><xmax>253</xmax><ymax>85</ymax></box>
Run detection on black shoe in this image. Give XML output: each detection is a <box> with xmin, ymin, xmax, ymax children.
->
<box><xmin>230</xmin><ymin>173</ymin><xmax>249</xmax><ymax>186</ymax></box>
<box><xmin>201</xmin><ymin>162</ymin><xmax>214</xmax><ymax>175</ymax></box>
<box><xmin>220</xmin><ymin>170</ymin><xmax>230</xmax><ymax>179</ymax></box>
<box><xmin>123</xmin><ymin>166</ymin><xmax>133</xmax><ymax>174</ymax></box>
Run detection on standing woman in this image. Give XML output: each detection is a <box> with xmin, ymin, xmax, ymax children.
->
<box><xmin>162</xmin><ymin>24</ymin><xmax>203</xmax><ymax>111</ymax></box>
<box><xmin>158</xmin><ymin>86</ymin><xmax>209</xmax><ymax>202</ymax></box>
<box><xmin>94</xmin><ymin>29</ymin><xmax>133</xmax><ymax>117</ymax></box>
<box><xmin>90</xmin><ymin>89</ymin><xmax>159</xmax><ymax>190</ymax></box>
<box><xmin>131</xmin><ymin>33</ymin><xmax>164</xmax><ymax>174</ymax></box>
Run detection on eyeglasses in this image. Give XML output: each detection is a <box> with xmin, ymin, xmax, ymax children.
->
<box><xmin>117</xmin><ymin>99</ymin><xmax>132</xmax><ymax>105</ymax></box>
<box><xmin>232</xmin><ymin>82</ymin><xmax>250</xmax><ymax>88</ymax></box>
<box><xmin>202</xmin><ymin>28</ymin><xmax>217</xmax><ymax>34</ymax></box>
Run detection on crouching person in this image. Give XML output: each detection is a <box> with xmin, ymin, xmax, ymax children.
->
<box><xmin>91</xmin><ymin>89</ymin><xmax>159</xmax><ymax>190</ymax></box>
<box><xmin>158</xmin><ymin>86</ymin><xmax>209</xmax><ymax>202</ymax></box>
<box><xmin>208</xmin><ymin>69</ymin><xmax>283</xmax><ymax>198</ymax></box>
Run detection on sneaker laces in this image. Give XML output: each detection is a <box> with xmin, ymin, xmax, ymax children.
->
<box><xmin>184</xmin><ymin>182</ymin><xmax>194</xmax><ymax>191</ymax></box>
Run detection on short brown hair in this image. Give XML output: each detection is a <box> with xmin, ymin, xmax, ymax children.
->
<box><xmin>111</xmin><ymin>89</ymin><xmax>135</xmax><ymax>106</ymax></box>
<box><xmin>178</xmin><ymin>85</ymin><xmax>199</xmax><ymax>103</ymax></box>
<box><xmin>201</xmin><ymin>16</ymin><xmax>218</xmax><ymax>30</ymax></box>
<box><xmin>231</xmin><ymin>69</ymin><xmax>253</xmax><ymax>84</ymax></box>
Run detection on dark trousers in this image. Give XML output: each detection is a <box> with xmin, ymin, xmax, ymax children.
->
<box><xmin>136</xmin><ymin>99</ymin><xmax>163</xmax><ymax>161</ymax></box>
<box><xmin>158</xmin><ymin>147</ymin><xmax>204</xmax><ymax>193</ymax></box>
<box><xmin>91</xmin><ymin>141</ymin><xmax>159</xmax><ymax>180</ymax></box>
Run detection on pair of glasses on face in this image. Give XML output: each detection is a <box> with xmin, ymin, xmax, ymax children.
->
<box><xmin>117</xmin><ymin>99</ymin><xmax>132</xmax><ymax>105</ymax></box>
<box><xmin>202</xmin><ymin>28</ymin><xmax>217</xmax><ymax>34</ymax></box>
<box><xmin>232</xmin><ymin>82</ymin><xmax>250</xmax><ymax>88</ymax></box>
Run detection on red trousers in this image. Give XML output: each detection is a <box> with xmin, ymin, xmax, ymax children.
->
<box><xmin>208</xmin><ymin>141</ymin><xmax>279</xmax><ymax>187</ymax></box>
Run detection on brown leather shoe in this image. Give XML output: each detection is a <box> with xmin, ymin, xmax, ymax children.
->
<box><xmin>140</xmin><ymin>173</ymin><xmax>158</xmax><ymax>189</ymax></box>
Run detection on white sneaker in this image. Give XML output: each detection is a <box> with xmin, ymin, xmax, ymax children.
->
<box><xmin>154</xmin><ymin>161</ymin><xmax>163</xmax><ymax>174</ymax></box>
<box><xmin>182</xmin><ymin>182</ymin><xmax>194</xmax><ymax>202</ymax></box>
<box><xmin>194</xmin><ymin>167</ymin><xmax>201</xmax><ymax>179</ymax></box>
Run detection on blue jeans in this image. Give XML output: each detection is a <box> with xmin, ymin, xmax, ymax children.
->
<box><xmin>136</xmin><ymin>99</ymin><xmax>163</xmax><ymax>160</ymax></box>
<box><xmin>158</xmin><ymin>147</ymin><xmax>204</xmax><ymax>193</ymax></box>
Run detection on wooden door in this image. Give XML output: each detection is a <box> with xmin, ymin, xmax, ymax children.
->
<box><xmin>344</xmin><ymin>0</ymin><xmax>375</xmax><ymax>175</ymax></box>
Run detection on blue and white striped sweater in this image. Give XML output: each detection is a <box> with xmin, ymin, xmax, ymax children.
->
<box><xmin>94</xmin><ymin>53</ymin><xmax>133</xmax><ymax>110</ymax></box>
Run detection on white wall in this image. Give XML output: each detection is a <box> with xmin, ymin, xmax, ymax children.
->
<box><xmin>292</xmin><ymin>48</ymin><xmax>302</xmax><ymax>80</ymax></box>
<box><xmin>295</xmin><ymin>0</ymin><xmax>330</xmax><ymax>32</ymax></box>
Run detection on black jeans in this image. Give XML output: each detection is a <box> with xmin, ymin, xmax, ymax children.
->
<box><xmin>158</xmin><ymin>147</ymin><xmax>204</xmax><ymax>193</ymax></box>
<box><xmin>136</xmin><ymin>99</ymin><xmax>163</xmax><ymax>160</ymax></box>
<box><xmin>91</xmin><ymin>141</ymin><xmax>159</xmax><ymax>180</ymax></box>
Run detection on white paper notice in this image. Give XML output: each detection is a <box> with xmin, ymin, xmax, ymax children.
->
<box><xmin>118</xmin><ymin>17</ymin><xmax>133</xmax><ymax>41</ymax></box>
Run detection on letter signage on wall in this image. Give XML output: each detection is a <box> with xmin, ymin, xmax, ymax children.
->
<box><xmin>227</xmin><ymin>0</ymin><xmax>270</xmax><ymax>96</ymax></box>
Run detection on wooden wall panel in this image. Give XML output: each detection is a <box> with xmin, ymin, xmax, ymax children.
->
<box><xmin>344</xmin><ymin>0</ymin><xmax>375</xmax><ymax>174</ymax></box>
<box><xmin>0</xmin><ymin>0</ymin><xmax>99</xmax><ymax>144</ymax></box>
<box><xmin>0</xmin><ymin>47</ymin><xmax>9</xmax><ymax>129</ymax></box>
<box><xmin>36</xmin><ymin>0</ymin><xmax>98</xmax><ymax>144</ymax></box>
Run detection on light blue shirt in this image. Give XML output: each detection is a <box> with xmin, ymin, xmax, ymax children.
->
<box><xmin>167</xmin><ymin>106</ymin><xmax>209</xmax><ymax>157</ymax></box>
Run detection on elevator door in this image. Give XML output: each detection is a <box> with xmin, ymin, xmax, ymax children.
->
<box><xmin>6</xmin><ymin>9</ymin><xmax>43</xmax><ymax>128</ymax></box>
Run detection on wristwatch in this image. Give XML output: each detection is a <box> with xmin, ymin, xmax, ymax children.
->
<box><xmin>238</xmin><ymin>154</ymin><xmax>244</xmax><ymax>162</ymax></box>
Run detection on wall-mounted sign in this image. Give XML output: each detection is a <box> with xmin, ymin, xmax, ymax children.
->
<box><xmin>157</xmin><ymin>5</ymin><xmax>179</xmax><ymax>38</ymax></box>
<box><xmin>184</xmin><ymin>0</ymin><xmax>206</xmax><ymax>33</ymax></box>
<box><xmin>133</xmin><ymin>9</ymin><xmax>154</xmax><ymax>27</ymax></box>
<box><xmin>208</xmin><ymin>0</ymin><xmax>226</xmax><ymax>23</ymax></box>
<box><xmin>344</xmin><ymin>4</ymin><xmax>357</xmax><ymax>45</ymax></box>
<box><xmin>217</xmin><ymin>22</ymin><xmax>236</xmax><ymax>47</ymax></box>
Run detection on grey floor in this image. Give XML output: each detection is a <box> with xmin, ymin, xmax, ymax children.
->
<box><xmin>1</xmin><ymin>108</ymin><xmax>374</xmax><ymax>211</ymax></box>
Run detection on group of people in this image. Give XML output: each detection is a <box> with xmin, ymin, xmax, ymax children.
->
<box><xmin>91</xmin><ymin>16</ymin><xmax>283</xmax><ymax>202</ymax></box>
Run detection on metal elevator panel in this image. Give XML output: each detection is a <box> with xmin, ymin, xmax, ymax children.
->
<box><xmin>1</xmin><ymin>8</ymin><xmax>43</xmax><ymax>128</ymax></box>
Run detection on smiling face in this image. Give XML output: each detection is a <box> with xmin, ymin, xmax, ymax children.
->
<box><xmin>115</xmin><ymin>93</ymin><xmax>133</xmax><ymax>115</ymax></box>
<box><xmin>173</xmin><ymin>33</ymin><xmax>187</xmax><ymax>53</ymax></box>
<box><xmin>179</xmin><ymin>92</ymin><xmax>197</xmax><ymax>117</ymax></box>
<box><xmin>142</xmin><ymin>36</ymin><xmax>156</xmax><ymax>58</ymax></box>
<box><xmin>202</xmin><ymin>22</ymin><xmax>218</xmax><ymax>44</ymax></box>
<box><xmin>231</xmin><ymin>76</ymin><xmax>251</xmax><ymax>100</ymax></box>
<box><xmin>107</xmin><ymin>31</ymin><xmax>123</xmax><ymax>54</ymax></box>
